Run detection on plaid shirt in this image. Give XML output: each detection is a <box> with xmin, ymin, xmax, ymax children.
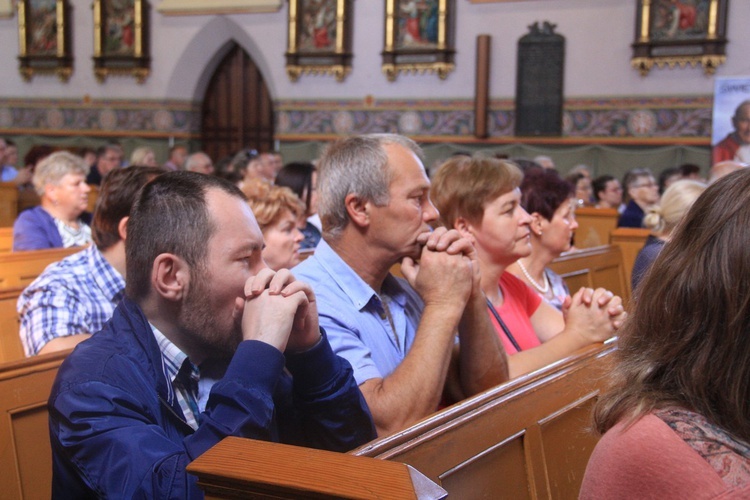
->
<box><xmin>18</xmin><ymin>245</ymin><xmax>125</xmax><ymax>356</ymax></box>
<box><xmin>151</xmin><ymin>326</ymin><xmax>202</xmax><ymax>430</ymax></box>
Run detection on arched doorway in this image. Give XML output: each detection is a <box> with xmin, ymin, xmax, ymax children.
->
<box><xmin>201</xmin><ymin>42</ymin><xmax>274</xmax><ymax>162</ymax></box>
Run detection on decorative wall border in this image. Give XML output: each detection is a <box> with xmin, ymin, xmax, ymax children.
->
<box><xmin>277</xmin><ymin>95</ymin><xmax>713</xmax><ymax>143</ymax></box>
<box><xmin>0</xmin><ymin>98</ymin><xmax>201</xmax><ymax>138</ymax></box>
<box><xmin>0</xmin><ymin>95</ymin><xmax>713</xmax><ymax>144</ymax></box>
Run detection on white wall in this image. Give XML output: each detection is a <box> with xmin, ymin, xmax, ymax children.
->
<box><xmin>0</xmin><ymin>1</ymin><xmax>747</xmax><ymax>103</ymax></box>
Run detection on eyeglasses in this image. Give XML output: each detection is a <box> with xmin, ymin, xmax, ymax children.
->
<box><xmin>632</xmin><ymin>181</ymin><xmax>657</xmax><ymax>188</ymax></box>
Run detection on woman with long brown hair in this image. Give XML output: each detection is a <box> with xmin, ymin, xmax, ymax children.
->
<box><xmin>581</xmin><ymin>168</ymin><xmax>750</xmax><ymax>497</ymax></box>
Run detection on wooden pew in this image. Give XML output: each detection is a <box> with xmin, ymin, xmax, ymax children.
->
<box><xmin>189</xmin><ymin>342</ymin><xmax>617</xmax><ymax>499</ymax></box>
<box><xmin>609</xmin><ymin>228</ymin><xmax>650</xmax><ymax>286</ymax></box>
<box><xmin>0</xmin><ymin>227</ymin><xmax>13</xmax><ymax>253</ymax></box>
<box><xmin>0</xmin><ymin>247</ymin><xmax>80</xmax><ymax>289</ymax></box>
<box><xmin>549</xmin><ymin>244</ymin><xmax>630</xmax><ymax>308</ymax></box>
<box><xmin>87</xmin><ymin>184</ymin><xmax>99</xmax><ymax>213</ymax></box>
<box><xmin>0</xmin><ymin>350</ymin><xmax>70</xmax><ymax>500</ymax></box>
<box><xmin>0</xmin><ymin>182</ymin><xmax>19</xmax><ymax>227</ymax></box>
<box><xmin>573</xmin><ymin>207</ymin><xmax>619</xmax><ymax>249</ymax></box>
<box><xmin>0</xmin><ymin>287</ymin><xmax>25</xmax><ymax>363</ymax></box>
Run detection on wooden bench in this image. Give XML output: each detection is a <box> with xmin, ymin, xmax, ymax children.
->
<box><xmin>574</xmin><ymin>207</ymin><xmax>619</xmax><ymax>249</ymax></box>
<box><xmin>0</xmin><ymin>287</ymin><xmax>25</xmax><ymax>363</ymax></box>
<box><xmin>609</xmin><ymin>228</ymin><xmax>650</xmax><ymax>286</ymax></box>
<box><xmin>0</xmin><ymin>183</ymin><xmax>18</xmax><ymax>227</ymax></box>
<box><xmin>0</xmin><ymin>247</ymin><xmax>80</xmax><ymax>289</ymax></box>
<box><xmin>0</xmin><ymin>227</ymin><xmax>12</xmax><ymax>253</ymax></box>
<box><xmin>87</xmin><ymin>184</ymin><xmax>99</xmax><ymax>213</ymax></box>
<box><xmin>549</xmin><ymin>244</ymin><xmax>630</xmax><ymax>308</ymax></box>
<box><xmin>0</xmin><ymin>350</ymin><xmax>70</xmax><ymax>500</ymax></box>
<box><xmin>189</xmin><ymin>342</ymin><xmax>617</xmax><ymax>498</ymax></box>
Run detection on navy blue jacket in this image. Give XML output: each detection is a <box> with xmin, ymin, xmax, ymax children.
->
<box><xmin>617</xmin><ymin>200</ymin><xmax>646</xmax><ymax>228</ymax></box>
<box><xmin>49</xmin><ymin>298</ymin><xmax>375</xmax><ymax>498</ymax></box>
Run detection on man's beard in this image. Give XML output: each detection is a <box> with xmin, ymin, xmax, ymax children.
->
<box><xmin>178</xmin><ymin>270</ymin><xmax>243</xmax><ymax>361</ymax></box>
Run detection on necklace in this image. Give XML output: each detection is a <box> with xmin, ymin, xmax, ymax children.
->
<box><xmin>517</xmin><ymin>259</ymin><xmax>550</xmax><ymax>294</ymax></box>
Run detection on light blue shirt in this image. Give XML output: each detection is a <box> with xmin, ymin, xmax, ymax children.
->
<box><xmin>293</xmin><ymin>239</ymin><xmax>424</xmax><ymax>385</ymax></box>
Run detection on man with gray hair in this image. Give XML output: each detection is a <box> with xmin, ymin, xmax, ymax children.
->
<box><xmin>294</xmin><ymin>134</ymin><xmax>509</xmax><ymax>437</ymax></box>
<box><xmin>185</xmin><ymin>151</ymin><xmax>215</xmax><ymax>175</ymax></box>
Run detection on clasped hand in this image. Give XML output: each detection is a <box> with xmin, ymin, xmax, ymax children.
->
<box><xmin>237</xmin><ymin>268</ymin><xmax>321</xmax><ymax>352</ymax></box>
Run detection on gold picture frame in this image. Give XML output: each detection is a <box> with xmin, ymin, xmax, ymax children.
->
<box><xmin>632</xmin><ymin>0</ymin><xmax>728</xmax><ymax>76</ymax></box>
<box><xmin>93</xmin><ymin>0</ymin><xmax>150</xmax><ymax>83</ymax></box>
<box><xmin>285</xmin><ymin>0</ymin><xmax>353</xmax><ymax>82</ymax></box>
<box><xmin>382</xmin><ymin>0</ymin><xmax>455</xmax><ymax>81</ymax></box>
<box><xmin>17</xmin><ymin>0</ymin><xmax>72</xmax><ymax>82</ymax></box>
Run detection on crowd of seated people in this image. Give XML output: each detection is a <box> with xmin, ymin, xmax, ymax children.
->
<box><xmin>4</xmin><ymin>134</ymin><xmax>749</xmax><ymax>496</ymax></box>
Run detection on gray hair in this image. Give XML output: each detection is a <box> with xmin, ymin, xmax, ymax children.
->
<box><xmin>317</xmin><ymin>134</ymin><xmax>423</xmax><ymax>239</ymax></box>
<box><xmin>32</xmin><ymin>151</ymin><xmax>90</xmax><ymax>196</ymax></box>
<box><xmin>185</xmin><ymin>151</ymin><xmax>211</xmax><ymax>172</ymax></box>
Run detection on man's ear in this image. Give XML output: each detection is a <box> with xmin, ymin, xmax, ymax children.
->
<box><xmin>453</xmin><ymin>216</ymin><xmax>475</xmax><ymax>242</ymax></box>
<box><xmin>117</xmin><ymin>216</ymin><xmax>129</xmax><ymax>241</ymax></box>
<box><xmin>344</xmin><ymin>193</ymin><xmax>370</xmax><ymax>228</ymax></box>
<box><xmin>151</xmin><ymin>254</ymin><xmax>189</xmax><ymax>302</ymax></box>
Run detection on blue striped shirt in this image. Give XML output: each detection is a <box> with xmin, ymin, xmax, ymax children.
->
<box><xmin>17</xmin><ymin>245</ymin><xmax>125</xmax><ymax>356</ymax></box>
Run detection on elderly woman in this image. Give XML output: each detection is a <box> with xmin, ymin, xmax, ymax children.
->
<box><xmin>275</xmin><ymin>161</ymin><xmax>321</xmax><ymax>250</ymax></box>
<box><xmin>507</xmin><ymin>168</ymin><xmax>577</xmax><ymax>310</ymax></box>
<box><xmin>631</xmin><ymin>179</ymin><xmax>705</xmax><ymax>290</ymax></box>
<box><xmin>242</xmin><ymin>179</ymin><xmax>305</xmax><ymax>271</ymax></box>
<box><xmin>431</xmin><ymin>155</ymin><xmax>626</xmax><ymax>378</ymax></box>
<box><xmin>13</xmin><ymin>151</ymin><xmax>92</xmax><ymax>251</ymax></box>
<box><xmin>581</xmin><ymin>168</ymin><xmax>750</xmax><ymax>498</ymax></box>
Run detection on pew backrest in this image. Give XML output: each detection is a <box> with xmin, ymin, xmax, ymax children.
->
<box><xmin>0</xmin><ymin>287</ymin><xmax>25</xmax><ymax>363</ymax></box>
<box><xmin>574</xmin><ymin>207</ymin><xmax>619</xmax><ymax>249</ymax></box>
<box><xmin>351</xmin><ymin>342</ymin><xmax>616</xmax><ymax>499</ymax></box>
<box><xmin>609</xmin><ymin>228</ymin><xmax>650</xmax><ymax>286</ymax></box>
<box><xmin>0</xmin><ymin>247</ymin><xmax>80</xmax><ymax>289</ymax></box>
<box><xmin>0</xmin><ymin>183</ymin><xmax>18</xmax><ymax>227</ymax></box>
<box><xmin>549</xmin><ymin>244</ymin><xmax>630</xmax><ymax>307</ymax></box>
<box><xmin>0</xmin><ymin>350</ymin><xmax>69</xmax><ymax>500</ymax></box>
<box><xmin>0</xmin><ymin>227</ymin><xmax>13</xmax><ymax>253</ymax></box>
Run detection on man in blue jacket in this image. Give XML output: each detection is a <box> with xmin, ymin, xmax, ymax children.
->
<box><xmin>48</xmin><ymin>171</ymin><xmax>375</xmax><ymax>498</ymax></box>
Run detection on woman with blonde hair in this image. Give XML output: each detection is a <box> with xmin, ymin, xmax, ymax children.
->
<box><xmin>631</xmin><ymin>179</ymin><xmax>705</xmax><ymax>290</ymax></box>
<box><xmin>242</xmin><ymin>179</ymin><xmax>305</xmax><ymax>271</ymax></box>
<box><xmin>581</xmin><ymin>168</ymin><xmax>750</xmax><ymax>498</ymax></box>
<box><xmin>431</xmin><ymin>155</ymin><xmax>626</xmax><ymax>378</ymax></box>
<box><xmin>129</xmin><ymin>146</ymin><xmax>158</xmax><ymax>167</ymax></box>
<box><xmin>13</xmin><ymin>151</ymin><xmax>92</xmax><ymax>251</ymax></box>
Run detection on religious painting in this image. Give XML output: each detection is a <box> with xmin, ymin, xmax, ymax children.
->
<box><xmin>382</xmin><ymin>0</ymin><xmax>455</xmax><ymax>81</ymax></box>
<box><xmin>17</xmin><ymin>0</ymin><xmax>72</xmax><ymax>81</ymax></box>
<box><xmin>93</xmin><ymin>0</ymin><xmax>150</xmax><ymax>83</ymax></box>
<box><xmin>286</xmin><ymin>0</ymin><xmax>353</xmax><ymax>82</ymax></box>
<box><xmin>631</xmin><ymin>0</ymin><xmax>728</xmax><ymax>75</ymax></box>
<box><xmin>712</xmin><ymin>77</ymin><xmax>750</xmax><ymax>164</ymax></box>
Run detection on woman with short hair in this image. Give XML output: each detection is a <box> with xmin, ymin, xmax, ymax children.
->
<box><xmin>431</xmin><ymin>155</ymin><xmax>625</xmax><ymax>378</ymax></box>
<box><xmin>506</xmin><ymin>168</ymin><xmax>577</xmax><ymax>310</ymax></box>
<box><xmin>581</xmin><ymin>168</ymin><xmax>750</xmax><ymax>498</ymax></box>
<box><xmin>242</xmin><ymin>179</ymin><xmax>305</xmax><ymax>271</ymax></box>
<box><xmin>13</xmin><ymin>151</ymin><xmax>92</xmax><ymax>251</ymax></box>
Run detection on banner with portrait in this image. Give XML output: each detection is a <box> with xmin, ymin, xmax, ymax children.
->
<box><xmin>713</xmin><ymin>77</ymin><xmax>750</xmax><ymax>164</ymax></box>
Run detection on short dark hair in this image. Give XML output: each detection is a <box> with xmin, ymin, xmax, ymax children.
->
<box><xmin>125</xmin><ymin>171</ymin><xmax>246</xmax><ymax>301</ymax></box>
<box><xmin>592</xmin><ymin>175</ymin><xmax>616</xmax><ymax>202</ymax></box>
<box><xmin>594</xmin><ymin>167</ymin><xmax>750</xmax><ymax>441</ymax></box>
<box><xmin>96</xmin><ymin>143</ymin><xmax>121</xmax><ymax>159</ymax></box>
<box><xmin>92</xmin><ymin>166</ymin><xmax>165</xmax><ymax>251</ymax></box>
<box><xmin>275</xmin><ymin>162</ymin><xmax>316</xmax><ymax>214</ymax></box>
<box><xmin>678</xmin><ymin>163</ymin><xmax>701</xmax><ymax>177</ymax></box>
<box><xmin>520</xmin><ymin>168</ymin><xmax>574</xmax><ymax>221</ymax></box>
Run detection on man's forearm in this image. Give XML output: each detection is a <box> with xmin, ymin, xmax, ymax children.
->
<box><xmin>456</xmin><ymin>291</ymin><xmax>509</xmax><ymax>395</ymax></box>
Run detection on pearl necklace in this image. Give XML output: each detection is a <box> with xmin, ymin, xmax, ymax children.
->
<box><xmin>517</xmin><ymin>259</ymin><xmax>550</xmax><ymax>294</ymax></box>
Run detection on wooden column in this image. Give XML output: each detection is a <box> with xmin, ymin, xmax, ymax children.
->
<box><xmin>474</xmin><ymin>35</ymin><xmax>491</xmax><ymax>139</ymax></box>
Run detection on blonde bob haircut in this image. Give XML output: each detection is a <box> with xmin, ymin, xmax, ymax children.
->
<box><xmin>32</xmin><ymin>150</ymin><xmax>90</xmax><ymax>197</ymax></box>
<box><xmin>431</xmin><ymin>155</ymin><xmax>523</xmax><ymax>228</ymax></box>
<box><xmin>241</xmin><ymin>178</ymin><xmax>304</xmax><ymax>231</ymax></box>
